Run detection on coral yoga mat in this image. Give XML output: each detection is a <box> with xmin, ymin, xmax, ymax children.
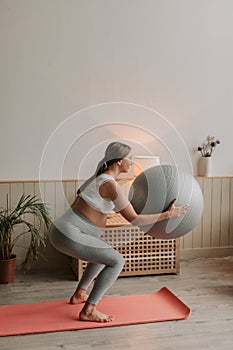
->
<box><xmin>0</xmin><ymin>287</ymin><xmax>190</xmax><ymax>336</ymax></box>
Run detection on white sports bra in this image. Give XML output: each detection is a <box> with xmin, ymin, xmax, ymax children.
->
<box><xmin>79</xmin><ymin>174</ymin><xmax>115</xmax><ymax>214</ymax></box>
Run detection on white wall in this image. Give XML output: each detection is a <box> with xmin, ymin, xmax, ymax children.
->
<box><xmin>1</xmin><ymin>0</ymin><xmax>232</xmax><ymax>180</ymax></box>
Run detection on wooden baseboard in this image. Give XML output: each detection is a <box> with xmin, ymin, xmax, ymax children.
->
<box><xmin>180</xmin><ymin>247</ymin><xmax>233</xmax><ymax>260</ymax></box>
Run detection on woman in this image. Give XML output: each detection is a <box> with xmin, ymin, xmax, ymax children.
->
<box><xmin>48</xmin><ymin>142</ymin><xmax>188</xmax><ymax>323</ymax></box>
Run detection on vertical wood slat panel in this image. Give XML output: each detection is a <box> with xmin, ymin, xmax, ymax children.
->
<box><xmin>55</xmin><ymin>182</ymin><xmax>66</xmax><ymax>218</ymax></box>
<box><xmin>230</xmin><ymin>178</ymin><xmax>233</xmax><ymax>246</ymax></box>
<box><xmin>192</xmin><ymin>178</ymin><xmax>203</xmax><ymax>248</ymax></box>
<box><xmin>9</xmin><ymin>183</ymin><xmax>25</xmax><ymax>207</ymax></box>
<box><xmin>23</xmin><ymin>182</ymin><xmax>35</xmax><ymax>198</ymax></box>
<box><xmin>23</xmin><ymin>183</ymin><xmax>36</xmax><ymax>256</ymax></box>
<box><xmin>211</xmin><ymin>178</ymin><xmax>222</xmax><ymax>247</ymax></box>
<box><xmin>44</xmin><ymin>182</ymin><xmax>56</xmax><ymax>221</ymax></box>
<box><xmin>34</xmin><ymin>182</ymin><xmax>41</xmax><ymax>200</ymax></box>
<box><xmin>34</xmin><ymin>182</ymin><xmax>47</xmax><ymax>234</ymax></box>
<box><xmin>202</xmin><ymin>178</ymin><xmax>212</xmax><ymax>248</ymax></box>
<box><xmin>182</xmin><ymin>228</ymin><xmax>192</xmax><ymax>249</ymax></box>
<box><xmin>9</xmin><ymin>183</ymin><xmax>26</xmax><ymax>260</ymax></box>
<box><xmin>0</xmin><ymin>183</ymin><xmax>10</xmax><ymax>208</ymax></box>
<box><xmin>64</xmin><ymin>181</ymin><xmax>76</xmax><ymax>210</ymax></box>
<box><xmin>220</xmin><ymin>178</ymin><xmax>231</xmax><ymax>247</ymax></box>
<box><xmin>179</xmin><ymin>235</ymin><xmax>184</xmax><ymax>250</ymax></box>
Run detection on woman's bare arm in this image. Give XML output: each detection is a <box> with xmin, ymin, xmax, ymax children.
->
<box><xmin>99</xmin><ymin>180</ymin><xmax>189</xmax><ymax>226</ymax></box>
<box><xmin>118</xmin><ymin>197</ymin><xmax>188</xmax><ymax>226</ymax></box>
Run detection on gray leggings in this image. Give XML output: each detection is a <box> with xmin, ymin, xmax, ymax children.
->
<box><xmin>48</xmin><ymin>208</ymin><xmax>124</xmax><ymax>305</ymax></box>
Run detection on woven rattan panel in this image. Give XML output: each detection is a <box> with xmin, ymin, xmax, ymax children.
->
<box><xmin>72</xmin><ymin>216</ymin><xmax>180</xmax><ymax>278</ymax></box>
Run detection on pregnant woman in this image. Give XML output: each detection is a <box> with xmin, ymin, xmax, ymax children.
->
<box><xmin>48</xmin><ymin>141</ymin><xmax>188</xmax><ymax>322</ymax></box>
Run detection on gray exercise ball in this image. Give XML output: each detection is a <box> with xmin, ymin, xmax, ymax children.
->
<box><xmin>129</xmin><ymin>164</ymin><xmax>204</xmax><ymax>239</ymax></box>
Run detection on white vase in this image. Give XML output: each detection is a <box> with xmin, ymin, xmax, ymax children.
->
<box><xmin>199</xmin><ymin>157</ymin><xmax>211</xmax><ymax>177</ymax></box>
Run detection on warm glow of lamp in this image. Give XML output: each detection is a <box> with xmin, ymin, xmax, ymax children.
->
<box><xmin>133</xmin><ymin>155</ymin><xmax>160</xmax><ymax>177</ymax></box>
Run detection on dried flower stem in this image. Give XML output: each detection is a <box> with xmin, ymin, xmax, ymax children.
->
<box><xmin>197</xmin><ymin>136</ymin><xmax>220</xmax><ymax>157</ymax></box>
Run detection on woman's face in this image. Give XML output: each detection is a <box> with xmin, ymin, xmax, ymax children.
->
<box><xmin>120</xmin><ymin>155</ymin><xmax>133</xmax><ymax>173</ymax></box>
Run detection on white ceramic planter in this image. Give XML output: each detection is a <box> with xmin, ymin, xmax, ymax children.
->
<box><xmin>199</xmin><ymin>156</ymin><xmax>211</xmax><ymax>177</ymax></box>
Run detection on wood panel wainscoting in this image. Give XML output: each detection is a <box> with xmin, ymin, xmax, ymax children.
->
<box><xmin>0</xmin><ymin>176</ymin><xmax>232</xmax><ymax>272</ymax></box>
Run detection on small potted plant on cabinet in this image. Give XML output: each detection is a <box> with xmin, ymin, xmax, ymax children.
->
<box><xmin>0</xmin><ymin>194</ymin><xmax>51</xmax><ymax>283</ymax></box>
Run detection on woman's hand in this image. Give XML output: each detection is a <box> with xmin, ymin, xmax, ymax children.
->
<box><xmin>166</xmin><ymin>199</ymin><xmax>189</xmax><ymax>219</ymax></box>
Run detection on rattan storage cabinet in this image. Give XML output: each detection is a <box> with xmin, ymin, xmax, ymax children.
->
<box><xmin>72</xmin><ymin>215</ymin><xmax>180</xmax><ymax>279</ymax></box>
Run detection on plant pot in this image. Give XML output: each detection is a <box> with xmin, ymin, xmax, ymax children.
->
<box><xmin>0</xmin><ymin>254</ymin><xmax>16</xmax><ymax>283</ymax></box>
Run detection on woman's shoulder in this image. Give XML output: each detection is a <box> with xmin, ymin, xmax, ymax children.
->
<box><xmin>97</xmin><ymin>173</ymin><xmax>115</xmax><ymax>183</ymax></box>
<box><xmin>98</xmin><ymin>174</ymin><xmax>118</xmax><ymax>201</ymax></box>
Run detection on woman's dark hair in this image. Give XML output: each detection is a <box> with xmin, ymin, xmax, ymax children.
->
<box><xmin>77</xmin><ymin>142</ymin><xmax>131</xmax><ymax>194</ymax></box>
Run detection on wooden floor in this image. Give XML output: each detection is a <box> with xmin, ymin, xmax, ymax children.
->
<box><xmin>0</xmin><ymin>257</ymin><xmax>233</xmax><ymax>350</ymax></box>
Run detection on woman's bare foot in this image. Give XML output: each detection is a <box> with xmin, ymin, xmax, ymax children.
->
<box><xmin>70</xmin><ymin>288</ymin><xmax>88</xmax><ymax>304</ymax></box>
<box><xmin>79</xmin><ymin>303</ymin><xmax>114</xmax><ymax>323</ymax></box>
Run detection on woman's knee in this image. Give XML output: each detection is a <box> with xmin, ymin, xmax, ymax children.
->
<box><xmin>113</xmin><ymin>251</ymin><xmax>125</xmax><ymax>270</ymax></box>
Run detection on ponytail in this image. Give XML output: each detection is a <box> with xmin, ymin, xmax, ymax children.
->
<box><xmin>77</xmin><ymin>142</ymin><xmax>131</xmax><ymax>195</ymax></box>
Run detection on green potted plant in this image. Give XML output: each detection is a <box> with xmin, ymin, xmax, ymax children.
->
<box><xmin>0</xmin><ymin>194</ymin><xmax>51</xmax><ymax>283</ymax></box>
